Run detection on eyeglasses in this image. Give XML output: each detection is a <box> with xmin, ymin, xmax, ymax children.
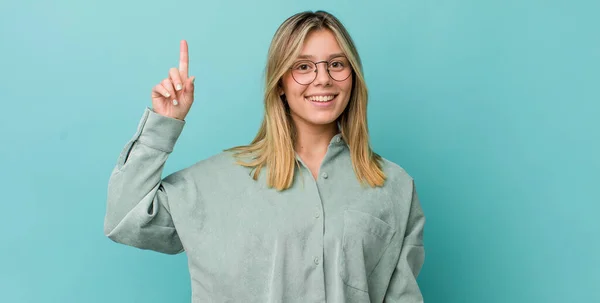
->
<box><xmin>290</xmin><ymin>56</ymin><xmax>353</xmax><ymax>85</ymax></box>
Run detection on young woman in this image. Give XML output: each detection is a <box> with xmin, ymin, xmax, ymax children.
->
<box><xmin>104</xmin><ymin>10</ymin><xmax>426</xmax><ymax>303</ymax></box>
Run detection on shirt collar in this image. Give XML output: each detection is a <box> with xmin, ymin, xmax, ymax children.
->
<box><xmin>294</xmin><ymin>133</ymin><xmax>347</xmax><ymax>163</ymax></box>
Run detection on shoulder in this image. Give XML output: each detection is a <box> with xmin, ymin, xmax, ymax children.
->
<box><xmin>379</xmin><ymin>156</ymin><xmax>415</xmax><ymax>188</ymax></box>
<box><xmin>180</xmin><ymin>150</ymin><xmax>247</xmax><ymax>175</ymax></box>
<box><xmin>191</xmin><ymin>150</ymin><xmax>239</xmax><ymax>169</ymax></box>
<box><xmin>168</xmin><ymin>150</ymin><xmax>254</xmax><ymax>186</ymax></box>
<box><xmin>374</xmin><ymin>156</ymin><xmax>418</xmax><ymax>206</ymax></box>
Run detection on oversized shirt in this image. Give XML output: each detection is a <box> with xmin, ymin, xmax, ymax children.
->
<box><xmin>104</xmin><ymin>107</ymin><xmax>426</xmax><ymax>303</ymax></box>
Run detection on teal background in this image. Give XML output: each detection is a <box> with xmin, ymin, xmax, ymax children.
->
<box><xmin>1</xmin><ymin>0</ymin><xmax>598</xmax><ymax>302</ymax></box>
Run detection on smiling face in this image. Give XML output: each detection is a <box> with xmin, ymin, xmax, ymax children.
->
<box><xmin>280</xmin><ymin>29</ymin><xmax>353</xmax><ymax>131</ymax></box>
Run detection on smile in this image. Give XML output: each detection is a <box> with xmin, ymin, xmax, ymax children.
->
<box><xmin>305</xmin><ymin>94</ymin><xmax>338</xmax><ymax>108</ymax></box>
<box><xmin>305</xmin><ymin>95</ymin><xmax>337</xmax><ymax>102</ymax></box>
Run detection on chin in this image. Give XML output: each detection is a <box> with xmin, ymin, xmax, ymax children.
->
<box><xmin>303</xmin><ymin>115</ymin><xmax>341</xmax><ymax>127</ymax></box>
<box><xmin>288</xmin><ymin>101</ymin><xmax>347</xmax><ymax>127</ymax></box>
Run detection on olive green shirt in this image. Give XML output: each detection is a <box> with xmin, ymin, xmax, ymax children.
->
<box><xmin>104</xmin><ymin>107</ymin><xmax>426</xmax><ymax>302</ymax></box>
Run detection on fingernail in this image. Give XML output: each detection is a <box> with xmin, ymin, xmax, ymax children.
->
<box><xmin>166</xmin><ymin>92</ymin><xmax>171</xmax><ymax>97</ymax></box>
<box><xmin>192</xmin><ymin>77</ymin><xmax>195</xmax><ymax>84</ymax></box>
<box><xmin>176</xmin><ymin>84</ymin><xmax>182</xmax><ymax>91</ymax></box>
<box><xmin>172</xmin><ymin>99</ymin><xmax>178</xmax><ymax>106</ymax></box>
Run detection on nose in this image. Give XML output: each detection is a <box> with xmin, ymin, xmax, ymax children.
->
<box><xmin>312</xmin><ymin>62</ymin><xmax>332</xmax><ymax>86</ymax></box>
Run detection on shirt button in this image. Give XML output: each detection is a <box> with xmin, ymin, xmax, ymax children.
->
<box><xmin>321</xmin><ymin>172</ymin><xmax>328</xmax><ymax>179</ymax></box>
<box><xmin>314</xmin><ymin>257</ymin><xmax>320</xmax><ymax>265</ymax></box>
<box><xmin>314</xmin><ymin>212</ymin><xmax>320</xmax><ymax>218</ymax></box>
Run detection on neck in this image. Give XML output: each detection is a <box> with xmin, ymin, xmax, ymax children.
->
<box><xmin>292</xmin><ymin>117</ymin><xmax>339</xmax><ymax>159</ymax></box>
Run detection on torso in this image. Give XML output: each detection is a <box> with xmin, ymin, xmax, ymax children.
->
<box><xmin>166</xmin><ymin>146</ymin><xmax>416</xmax><ymax>302</ymax></box>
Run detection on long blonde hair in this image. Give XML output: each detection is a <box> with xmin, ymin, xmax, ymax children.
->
<box><xmin>225</xmin><ymin>10</ymin><xmax>386</xmax><ymax>191</ymax></box>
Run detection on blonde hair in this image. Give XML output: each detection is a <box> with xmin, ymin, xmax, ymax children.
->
<box><xmin>225</xmin><ymin>10</ymin><xmax>386</xmax><ymax>191</ymax></box>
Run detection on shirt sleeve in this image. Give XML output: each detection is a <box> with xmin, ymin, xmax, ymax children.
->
<box><xmin>103</xmin><ymin>107</ymin><xmax>187</xmax><ymax>255</ymax></box>
<box><xmin>384</xmin><ymin>180</ymin><xmax>426</xmax><ymax>302</ymax></box>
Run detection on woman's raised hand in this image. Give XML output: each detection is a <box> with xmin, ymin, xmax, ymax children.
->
<box><xmin>151</xmin><ymin>40</ymin><xmax>195</xmax><ymax>121</ymax></box>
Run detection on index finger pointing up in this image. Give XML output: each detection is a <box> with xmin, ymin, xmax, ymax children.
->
<box><xmin>179</xmin><ymin>40</ymin><xmax>189</xmax><ymax>79</ymax></box>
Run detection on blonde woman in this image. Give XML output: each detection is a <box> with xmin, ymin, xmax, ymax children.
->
<box><xmin>104</xmin><ymin>10</ymin><xmax>426</xmax><ymax>303</ymax></box>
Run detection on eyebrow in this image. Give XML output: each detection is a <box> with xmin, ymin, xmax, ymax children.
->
<box><xmin>296</xmin><ymin>53</ymin><xmax>346</xmax><ymax>60</ymax></box>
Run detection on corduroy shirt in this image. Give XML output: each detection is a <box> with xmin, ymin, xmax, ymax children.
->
<box><xmin>104</xmin><ymin>107</ymin><xmax>426</xmax><ymax>303</ymax></box>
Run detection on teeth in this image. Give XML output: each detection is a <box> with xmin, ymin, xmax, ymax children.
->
<box><xmin>307</xmin><ymin>95</ymin><xmax>335</xmax><ymax>102</ymax></box>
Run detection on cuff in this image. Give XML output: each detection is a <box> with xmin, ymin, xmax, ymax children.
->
<box><xmin>135</xmin><ymin>107</ymin><xmax>185</xmax><ymax>153</ymax></box>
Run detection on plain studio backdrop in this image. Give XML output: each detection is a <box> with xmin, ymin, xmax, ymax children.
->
<box><xmin>1</xmin><ymin>0</ymin><xmax>598</xmax><ymax>302</ymax></box>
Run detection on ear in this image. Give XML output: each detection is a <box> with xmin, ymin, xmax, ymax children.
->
<box><xmin>278</xmin><ymin>86</ymin><xmax>286</xmax><ymax>102</ymax></box>
<box><xmin>278</xmin><ymin>80</ymin><xmax>285</xmax><ymax>96</ymax></box>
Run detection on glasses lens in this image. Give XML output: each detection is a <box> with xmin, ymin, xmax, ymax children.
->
<box><xmin>328</xmin><ymin>57</ymin><xmax>351</xmax><ymax>81</ymax></box>
<box><xmin>291</xmin><ymin>60</ymin><xmax>316</xmax><ymax>85</ymax></box>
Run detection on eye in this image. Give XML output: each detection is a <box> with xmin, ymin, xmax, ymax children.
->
<box><xmin>329</xmin><ymin>59</ymin><xmax>347</xmax><ymax>70</ymax></box>
<box><xmin>293</xmin><ymin>61</ymin><xmax>314</xmax><ymax>71</ymax></box>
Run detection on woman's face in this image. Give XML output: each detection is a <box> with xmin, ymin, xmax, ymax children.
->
<box><xmin>280</xmin><ymin>29</ymin><xmax>353</xmax><ymax>129</ymax></box>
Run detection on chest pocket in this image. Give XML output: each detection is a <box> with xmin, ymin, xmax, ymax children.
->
<box><xmin>339</xmin><ymin>209</ymin><xmax>396</xmax><ymax>292</ymax></box>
